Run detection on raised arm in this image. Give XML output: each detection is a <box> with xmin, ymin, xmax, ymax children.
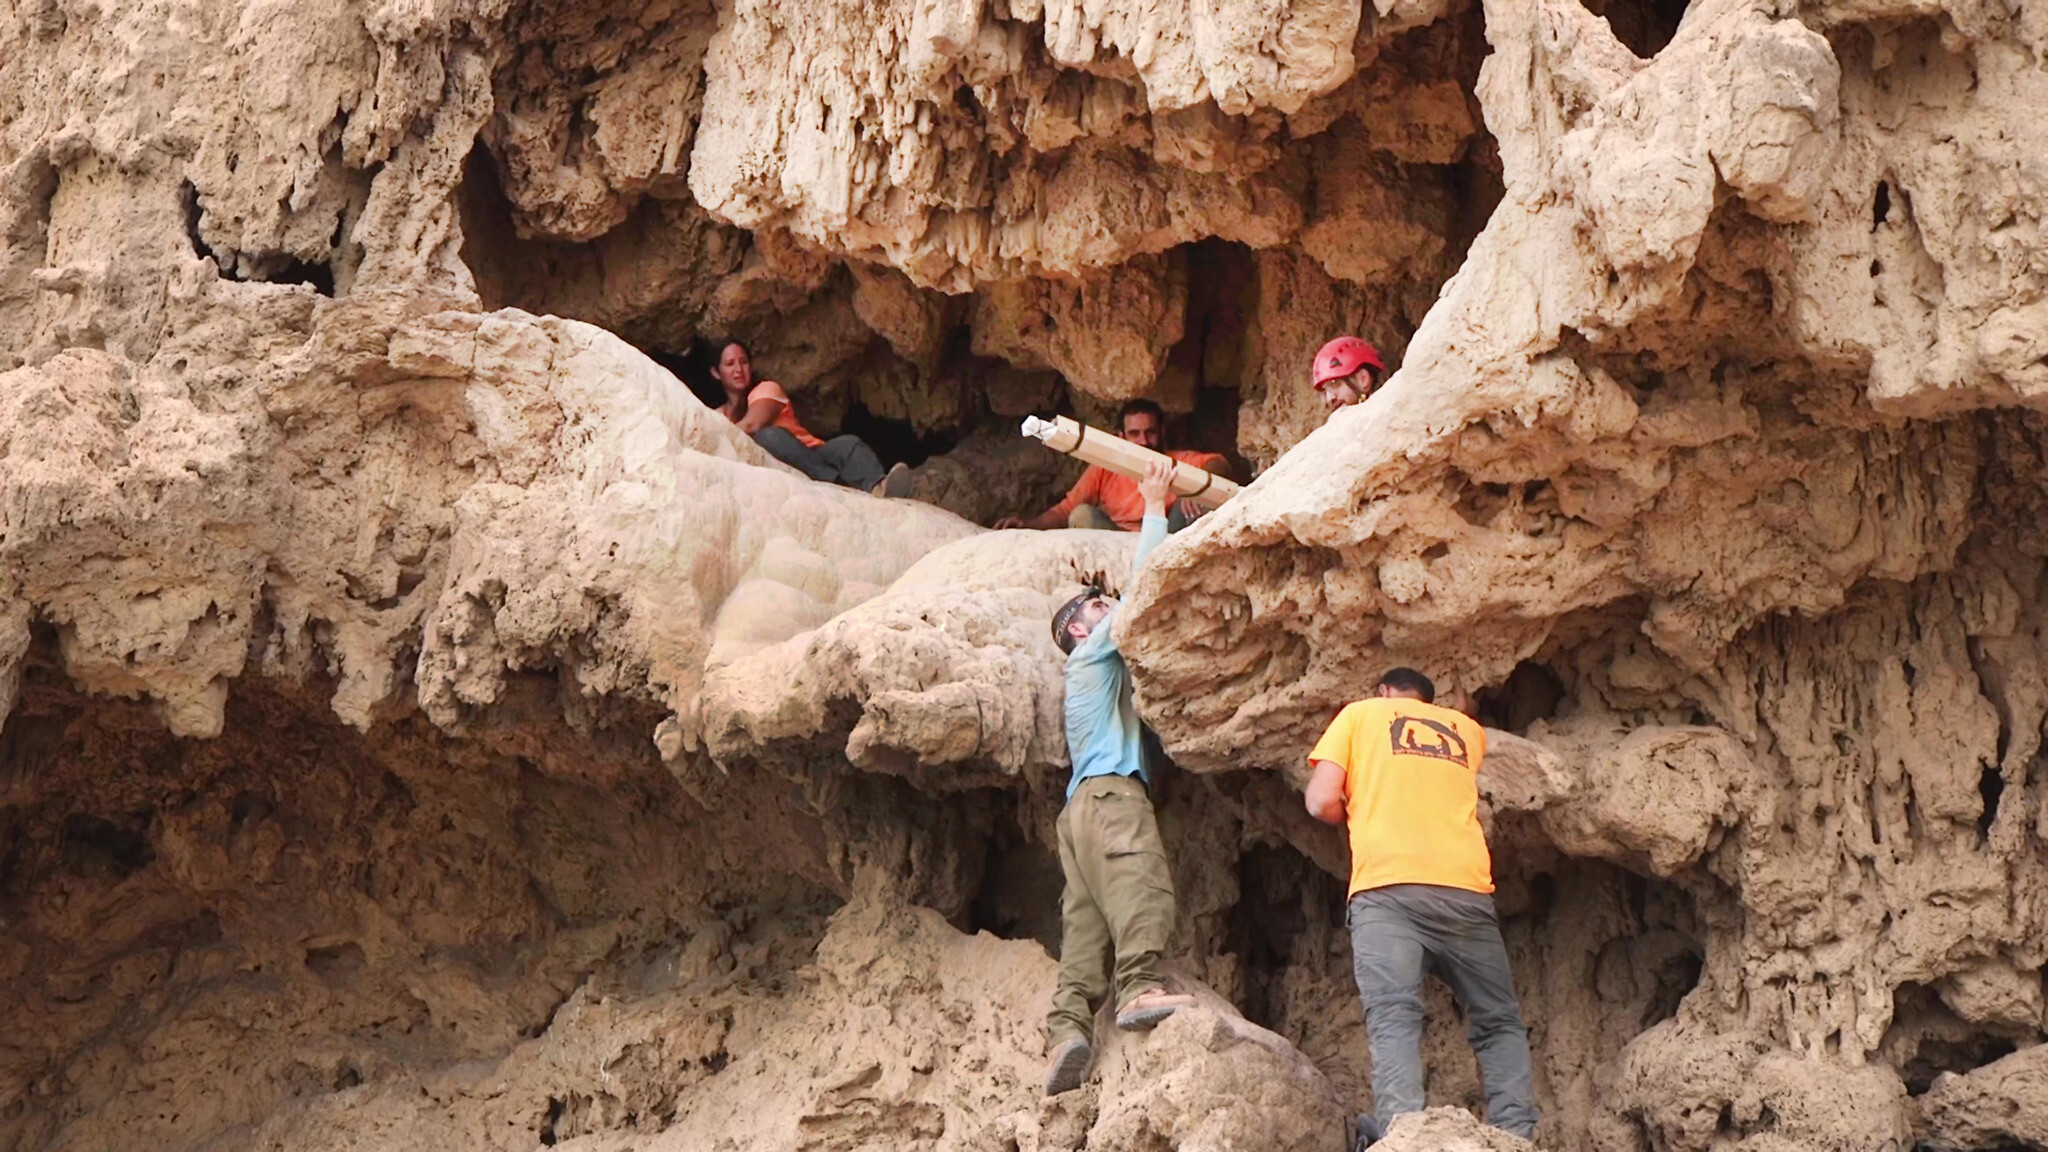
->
<box><xmin>1129</xmin><ymin>458</ymin><xmax>1174</xmax><ymax>577</ymax></box>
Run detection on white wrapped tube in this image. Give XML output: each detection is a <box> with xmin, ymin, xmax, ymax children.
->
<box><xmin>1020</xmin><ymin>415</ymin><xmax>1241</xmax><ymax>510</ymax></box>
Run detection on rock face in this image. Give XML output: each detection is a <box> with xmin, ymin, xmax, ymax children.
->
<box><xmin>5</xmin><ymin>0</ymin><xmax>2048</xmax><ymax>1149</ymax></box>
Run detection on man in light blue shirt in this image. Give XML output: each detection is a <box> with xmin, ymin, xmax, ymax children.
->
<box><xmin>1042</xmin><ymin>460</ymin><xmax>1196</xmax><ymax>1096</ymax></box>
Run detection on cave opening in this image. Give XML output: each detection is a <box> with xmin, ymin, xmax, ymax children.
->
<box><xmin>250</xmin><ymin>254</ymin><xmax>337</xmax><ymax>296</ymax></box>
<box><xmin>58</xmin><ymin>810</ymin><xmax>155</xmax><ymax>878</ymax></box>
<box><xmin>1882</xmin><ymin>981</ymin><xmax>2033</xmax><ymax>1095</ymax></box>
<box><xmin>1900</xmin><ymin>1032</ymin><xmax>2018</xmax><ymax>1094</ymax></box>
<box><xmin>179</xmin><ymin>179</ymin><xmax>337</xmax><ymax>297</ymax></box>
<box><xmin>1165</xmin><ymin>238</ymin><xmax>1257</xmax><ymax>475</ymax></box>
<box><xmin>454</xmin><ymin>122</ymin><xmax>1261</xmax><ymax>520</ymax></box>
<box><xmin>1501</xmin><ymin>862</ymin><xmax>1708</xmax><ymax>1037</ymax></box>
<box><xmin>1225</xmin><ymin>841</ymin><xmax>1342</xmax><ymax>1030</ymax></box>
<box><xmin>1476</xmin><ymin>661</ymin><xmax>1569</xmax><ymax>733</ymax></box>
<box><xmin>965</xmin><ymin>791</ymin><xmax>1063</xmax><ymax>951</ymax></box>
<box><xmin>651</xmin><ymin>337</ymin><xmax>962</xmax><ymax>469</ymax></box>
<box><xmin>1576</xmin><ymin>0</ymin><xmax>1690</xmax><ymax>58</ymax></box>
<box><xmin>179</xmin><ymin>179</ymin><xmax>207</xmax><ymax>263</ymax></box>
<box><xmin>1621</xmin><ymin>870</ymin><xmax>1705</xmax><ymax>1027</ymax></box>
<box><xmin>1976</xmin><ymin>761</ymin><xmax>2004</xmax><ymax>842</ymax></box>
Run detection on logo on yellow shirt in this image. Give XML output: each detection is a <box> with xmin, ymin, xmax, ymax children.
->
<box><xmin>1388</xmin><ymin>715</ymin><xmax>1470</xmax><ymax>767</ymax></box>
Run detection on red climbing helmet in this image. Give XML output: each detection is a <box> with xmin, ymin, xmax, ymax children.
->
<box><xmin>1311</xmin><ymin>336</ymin><xmax>1385</xmax><ymax>389</ymax></box>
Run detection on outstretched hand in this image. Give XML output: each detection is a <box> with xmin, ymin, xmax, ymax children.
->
<box><xmin>1138</xmin><ymin>458</ymin><xmax>1177</xmax><ymax>516</ymax></box>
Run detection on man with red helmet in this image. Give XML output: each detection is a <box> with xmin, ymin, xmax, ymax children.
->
<box><xmin>1312</xmin><ymin>336</ymin><xmax>1386</xmax><ymax>415</ymax></box>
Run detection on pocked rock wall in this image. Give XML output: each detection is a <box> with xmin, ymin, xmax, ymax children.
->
<box><xmin>4</xmin><ymin>0</ymin><xmax>2048</xmax><ymax>1148</ymax></box>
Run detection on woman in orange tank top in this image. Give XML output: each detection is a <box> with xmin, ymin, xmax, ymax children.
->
<box><xmin>713</xmin><ymin>339</ymin><xmax>911</xmax><ymax>497</ymax></box>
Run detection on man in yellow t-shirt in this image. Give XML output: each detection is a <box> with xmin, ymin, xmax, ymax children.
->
<box><xmin>1303</xmin><ymin>668</ymin><xmax>1537</xmax><ymax>1146</ymax></box>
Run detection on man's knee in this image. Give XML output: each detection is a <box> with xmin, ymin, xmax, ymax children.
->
<box><xmin>751</xmin><ymin>427</ymin><xmax>797</xmax><ymax>453</ymax></box>
<box><xmin>1465</xmin><ymin>997</ymin><xmax>1530</xmax><ymax>1048</ymax></box>
<box><xmin>1067</xmin><ymin>505</ymin><xmax>1117</xmax><ymax>530</ymax></box>
<box><xmin>1466</xmin><ymin>1002</ymin><xmax>1527</xmax><ymax>1036</ymax></box>
<box><xmin>1358</xmin><ymin>981</ymin><xmax>1427</xmax><ymax>1019</ymax></box>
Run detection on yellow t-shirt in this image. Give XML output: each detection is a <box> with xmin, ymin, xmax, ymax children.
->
<box><xmin>1308</xmin><ymin>697</ymin><xmax>1492</xmax><ymax>897</ymax></box>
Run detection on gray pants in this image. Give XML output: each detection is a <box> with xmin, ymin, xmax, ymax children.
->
<box><xmin>753</xmin><ymin>427</ymin><xmax>886</xmax><ymax>491</ymax></box>
<box><xmin>1347</xmin><ymin>884</ymin><xmax>1537</xmax><ymax>1140</ymax></box>
<box><xmin>1064</xmin><ymin>503</ymin><xmax>1194</xmax><ymax>533</ymax></box>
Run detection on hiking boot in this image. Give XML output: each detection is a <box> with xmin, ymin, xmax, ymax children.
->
<box><xmin>1114</xmin><ymin>989</ymin><xmax>1196</xmax><ymax>1031</ymax></box>
<box><xmin>872</xmin><ymin>462</ymin><xmax>913</xmax><ymax>499</ymax></box>
<box><xmin>1043</xmin><ymin>1036</ymin><xmax>1093</xmax><ymax>1095</ymax></box>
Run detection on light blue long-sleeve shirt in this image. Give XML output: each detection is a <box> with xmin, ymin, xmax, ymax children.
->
<box><xmin>1063</xmin><ymin>514</ymin><xmax>1168</xmax><ymax>800</ymax></box>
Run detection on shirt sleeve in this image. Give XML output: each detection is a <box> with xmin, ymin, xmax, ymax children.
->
<box><xmin>1129</xmin><ymin>513</ymin><xmax>1167</xmax><ymax>581</ymax></box>
<box><xmin>1308</xmin><ymin>704</ymin><xmax>1360</xmax><ymax>770</ymax></box>
<box><xmin>1180</xmin><ymin>450</ymin><xmax>1230</xmax><ymax>475</ymax></box>
<box><xmin>1047</xmin><ymin>466</ymin><xmax>1105</xmax><ymax>521</ymax></box>
<box><xmin>747</xmin><ymin>380</ymin><xmax>791</xmax><ymax>414</ymax></box>
<box><xmin>1094</xmin><ymin>514</ymin><xmax>1169</xmax><ymax>659</ymax></box>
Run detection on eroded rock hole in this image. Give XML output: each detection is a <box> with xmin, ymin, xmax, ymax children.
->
<box><xmin>1902</xmin><ymin>1033</ymin><xmax>2018</xmax><ymax>1095</ymax></box>
<box><xmin>261</xmin><ymin>254</ymin><xmax>335</xmax><ymax>296</ymax></box>
<box><xmin>1976</xmin><ymin>763</ymin><xmax>2004</xmax><ymax>842</ymax></box>
<box><xmin>60</xmin><ymin>811</ymin><xmax>154</xmax><ymax>878</ymax></box>
<box><xmin>1883</xmin><ymin>982</ymin><xmax>2030</xmax><ymax>1094</ymax></box>
<box><xmin>179</xmin><ymin>179</ymin><xmax>207</xmax><ymax>261</ymax></box>
<box><xmin>966</xmin><ymin>794</ymin><xmax>1063</xmax><ymax>950</ymax></box>
<box><xmin>304</xmin><ymin>941</ymin><xmax>366</xmax><ymax>979</ymax></box>
<box><xmin>453</xmin><ymin>136</ymin><xmax>1261</xmax><ymax>526</ymax></box>
<box><xmin>1226</xmin><ymin>842</ymin><xmax>1338</xmax><ymax>1029</ymax></box>
<box><xmin>180</xmin><ymin>180</ymin><xmax>336</xmax><ymax>296</ymax></box>
<box><xmin>1873</xmin><ymin>181</ymin><xmax>1892</xmax><ymax>228</ymax></box>
<box><xmin>1476</xmin><ymin>661</ymin><xmax>1568</xmax><ymax>733</ymax></box>
<box><xmin>1578</xmin><ymin>0</ymin><xmax>1690</xmax><ymax>57</ymax></box>
<box><xmin>834</xmin><ymin>400</ymin><xmax>957</xmax><ymax>468</ymax></box>
<box><xmin>538</xmin><ymin>1096</ymin><xmax>565</xmax><ymax>1145</ymax></box>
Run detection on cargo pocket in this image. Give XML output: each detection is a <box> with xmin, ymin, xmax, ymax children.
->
<box><xmin>1093</xmin><ymin>785</ymin><xmax>1164</xmax><ymax>858</ymax></box>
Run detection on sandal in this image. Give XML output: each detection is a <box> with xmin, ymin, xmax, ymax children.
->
<box><xmin>1114</xmin><ymin>988</ymin><xmax>1196</xmax><ymax>1031</ymax></box>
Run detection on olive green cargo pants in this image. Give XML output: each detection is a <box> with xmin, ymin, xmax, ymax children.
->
<box><xmin>1046</xmin><ymin>774</ymin><xmax>1176</xmax><ymax>1046</ymax></box>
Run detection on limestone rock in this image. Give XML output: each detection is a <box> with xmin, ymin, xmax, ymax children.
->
<box><xmin>1603</xmin><ymin>1022</ymin><xmax>1914</xmax><ymax>1150</ymax></box>
<box><xmin>1092</xmin><ymin>1003</ymin><xmax>1347</xmax><ymax>1152</ymax></box>
<box><xmin>972</xmin><ymin>254</ymin><xmax>1191</xmax><ymax>403</ymax></box>
<box><xmin>699</xmin><ymin>529</ymin><xmax>1141</xmax><ymax>782</ymax></box>
<box><xmin>1920</xmin><ymin>1043</ymin><xmax>2048</xmax><ymax>1151</ymax></box>
<box><xmin>687</xmin><ymin>0</ymin><xmax>1360</xmax><ymax>289</ymax></box>
<box><xmin>1375</xmin><ymin>1107</ymin><xmax>1532</xmax><ymax>1151</ymax></box>
<box><xmin>9</xmin><ymin>0</ymin><xmax>2048</xmax><ymax>1148</ymax></box>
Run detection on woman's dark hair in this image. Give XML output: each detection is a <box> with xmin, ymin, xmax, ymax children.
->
<box><xmin>709</xmin><ymin>338</ymin><xmax>754</xmax><ymax>402</ymax></box>
<box><xmin>1377</xmin><ymin>666</ymin><xmax>1435</xmax><ymax>703</ymax></box>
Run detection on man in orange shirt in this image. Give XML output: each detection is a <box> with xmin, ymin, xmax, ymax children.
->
<box><xmin>994</xmin><ymin>400</ymin><xmax>1229</xmax><ymax>532</ymax></box>
<box><xmin>1303</xmin><ymin>668</ymin><xmax>1537</xmax><ymax>1146</ymax></box>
